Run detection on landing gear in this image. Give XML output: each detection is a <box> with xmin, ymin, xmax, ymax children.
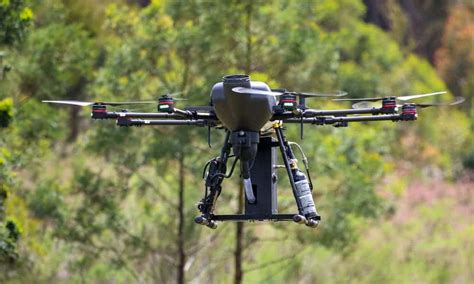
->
<box><xmin>195</xmin><ymin>123</ymin><xmax>322</xmax><ymax>229</ymax></box>
<box><xmin>195</xmin><ymin>131</ymin><xmax>232</xmax><ymax>228</ymax></box>
<box><xmin>194</xmin><ymin>216</ymin><xmax>218</xmax><ymax>229</ymax></box>
<box><xmin>274</xmin><ymin>123</ymin><xmax>321</xmax><ymax>226</ymax></box>
<box><xmin>293</xmin><ymin>214</ymin><xmax>320</xmax><ymax>228</ymax></box>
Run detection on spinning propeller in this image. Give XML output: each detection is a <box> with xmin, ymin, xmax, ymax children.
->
<box><xmin>232</xmin><ymin>87</ymin><xmax>347</xmax><ymax>98</ymax></box>
<box><xmin>333</xmin><ymin>91</ymin><xmax>447</xmax><ymax>102</ymax></box>
<box><xmin>42</xmin><ymin>92</ymin><xmax>185</xmax><ymax>107</ymax></box>
<box><xmin>157</xmin><ymin>91</ymin><xmax>188</xmax><ymax>101</ymax></box>
<box><xmin>351</xmin><ymin>96</ymin><xmax>465</xmax><ymax>109</ymax></box>
<box><xmin>41</xmin><ymin>100</ymin><xmax>156</xmax><ymax>106</ymax></box>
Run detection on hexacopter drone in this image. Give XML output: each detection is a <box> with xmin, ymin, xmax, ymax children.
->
<box><xmin>44</xmin><ymin>74</ymin><xmax>464</xmax><ymax>229</ymax></box>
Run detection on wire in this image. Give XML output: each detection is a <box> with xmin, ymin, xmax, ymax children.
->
<box><xmin>225</xmin><ymin>157</ymin><xmax>239</xmax><ymax>178</ymax></box>
<box><xmin>209</xmin><ymin>157</ymin><xmax>239</xmax><ymax>182</ymax></box>
<box><xmin>202</xmin><ymin>155</ymin><xmax>236</xmax><ymax>179</ymax></box>
<box><xmin>288</xmin><ymin>141</ymin><xmax>309</xmax><ymax>169</ymax></box>
<box><xmin>288</xmin><ymin>141</ymin><xmax>313</xmax><ymax>190</ymax></box>
<box><xmin>202</xmin><ymin>159</ymin><xmax>213</xmax><ymax>179</ymax></box>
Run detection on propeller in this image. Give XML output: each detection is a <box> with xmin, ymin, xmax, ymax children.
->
<box><xmin>42</xmin><ymin>100</ymin><xmax>156</xmax><ymax>106</ymax></box>
<box><xmin>42</xmin><ymin>92</ymin><xmax>187</xmax><ymax>107</ymax></box>
<box><xmin>232</xmin><ymin>87</ymin><xmax>347</xmax><ymax>98</ymax></box>
<box><xmin>333</xmin><ymin>91</ymin><xmax>447</xmax><ymax>102</ymax></box>
<box><xmin>352</xmin><ymin>96</ymin><xmax>465</xmax><ymax>109</ymax></box>
<box><xmin>350</xmin><ymin>101</ymin><xmax>379</xmax><ymax>109</ymax></box>
<box><xmin>159</xmin><ymin>91</ymin><xmax>188</xmax><ymax>101</ymax></box>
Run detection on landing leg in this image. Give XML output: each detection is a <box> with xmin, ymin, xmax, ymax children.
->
<box><xmin>274</xmin><ymin>123</ymin><xmax>321</xmax><ymax>227</ymax></box>
<box><xmin>196</xmin><ymin>131</ymin><xmax>232</xmax><ymax>229</ymax></box>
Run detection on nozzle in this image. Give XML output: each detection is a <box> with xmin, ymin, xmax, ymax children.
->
<box><xmin>243</xmin><ymin>178</ymin><xmax>256</xmax><ymax>204</ymax></box>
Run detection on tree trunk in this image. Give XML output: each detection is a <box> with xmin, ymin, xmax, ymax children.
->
<box><xmin>176</xmin><ymin>45</ymin><xmax>191</xmax><ymax>284</ymax></box>
<box><xmin>67</xmin><ymin>106</ymin><xmax>80</xmax><ymax>143</ymax></box>
<box><xmin>398</xmin><ymin>0</ymin><xmax>449</xmax><ymax>63</ymax></box>
<box><xmin>177</xmin><ymin>152</ymin><xmax>186</xmax><ymax>284</ymax></box>
<box><xmin>66</xmin><ymin>76</ymin><xmax>87</xmax><ymax>142</ymax></box>
<box><xmin>363</xmin><ymin>0</ymin><xmax>391</xmax><ymax>30</ymax></box>
<box><xmin>234</xmin><ymin>184</ymin><xmax>244</xmax><ymax>284</ymax></box>
<box><xmin>234</xmin><ymin>3</ymin><xmax>252</xmax><ymax>284</ymax></box>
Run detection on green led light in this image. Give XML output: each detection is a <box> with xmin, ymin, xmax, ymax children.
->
<box><xmin>283</xmin><ymin>102</ymin><xmax>295</xmax><ymax>110</ymax></box>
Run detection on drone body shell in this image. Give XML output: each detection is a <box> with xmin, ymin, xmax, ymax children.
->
<box><xmin>211</xmin><ymin>75</ymin><xmax>276</xmax><ymax>131</ymax></box>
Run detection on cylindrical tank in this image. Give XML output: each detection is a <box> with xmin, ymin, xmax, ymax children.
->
<box><xmin>211</xmin><ymin>75</ymin><xmax>277</xmax><ymax>131</ymax></box>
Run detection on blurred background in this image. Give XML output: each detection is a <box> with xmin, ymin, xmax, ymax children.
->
<box><xmin>0</xmin><ymin>0</ymin><xmax>472</xmax><ymax>283</ymax></box>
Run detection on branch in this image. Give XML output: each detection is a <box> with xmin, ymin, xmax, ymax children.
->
<box><xmin>244</xmin><ymin>245</ymin><xmax>309</xmax><ymax>273</ymax></box>
<box><xmin>136</xmin><ymin>173</ymin><xmax>178</xmax><ymax>208</ymax></box>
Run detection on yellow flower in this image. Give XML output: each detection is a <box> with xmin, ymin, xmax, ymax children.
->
<box><xmin>20</xmin><ymin>7</ymin><xmax>33</xmax><ymax>21</ymax></box>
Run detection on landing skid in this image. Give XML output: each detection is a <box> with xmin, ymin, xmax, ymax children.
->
<box><xmin>195</xmin><ymin>214</ymin><xmax>320</xmax><ymax>229</ymax></box>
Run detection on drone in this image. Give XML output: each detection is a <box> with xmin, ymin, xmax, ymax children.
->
<box><xmin>44</xmin><ymin>74</ymin><xmax>464</xmax><ymax>229</ymax></box>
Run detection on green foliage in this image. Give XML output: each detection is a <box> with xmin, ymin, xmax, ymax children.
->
<box><xmin>245</xmin><ymin>193</ymin><xmax>473</xmax><ymax>284</ymax></box>
<box><xmin>0</xmin><ymin>0</ymin><xmax>471</xmax><ymax>282</ymax></box>
<box><xmin>463</xmin><ymin>151</ymin><xmax>474</xmax><ymax>169</ymax></box>
<box><xmin>328</xmin><ymin>199</ymin><xmax>473</xmax><ymax>283</ymax></box>
<box><xmin>19</xmin><ymin>23</ymin><xmax>97</xmax><ymax>99</ymax></box>
<box><xmin>0</xmin><ymin>219</ymin><xmax>20</xmax><ymax>264</ymax></box>
<box><xmin>0</xmin><ymin>0</ymin><xmax>33</xmax><ymax>46</ymax></box>
<box><xmin>0</xmin><ymin>97</ymin><xmax>13</xmax><ymax>127</ymax></box>
<box><xmin>435</xmin><ymin>3</ymin><xmax>473</xmax><ymax>111</ymax></box>
<box><xmin>14</xmin><ymin>99</ymin><xmax>65</xmax><ymax>141</ymax></box>
<box><xmin>0</xmin><ymin>97</ymin><xmax>19</xmax><ymax>270</ymax></box>
<box><xmin>28</xmin><ymin>180</ymin><xmax>63</xmax><ymax>220</ymax></box>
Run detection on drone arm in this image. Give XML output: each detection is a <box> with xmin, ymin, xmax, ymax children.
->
<box><xmin>116</xmin><ymin>118</ymin><xmax>216</xmax><ymax>127</ymax></box>
<box><xmin>92</xmin><ymin>111</ymin><xmax>184</xmax><ymax>120</ymax></box>
<box><xmin>285</xmin><ymin>113</ymin><xmax>413</xmax><ymax>125</ymax></box>
<box><xmin>173</xmin><ymin>108</ymin><xmax>194</xmax><ymax>117</ymax></box>
<box><xmin>302</xmin><ymin>107</ymin><xmax>385</xmax><ymax>117</ymax></box>
<box><xmin>179</xmin><ymin>109</ymin><xmax>219</xmax><ymax>120</ymax></box>
<box><xmin>92</xmin><ymin>110</ymin><xmax>218</xmax><ymax>120</ymax></box>
<box><xmin>271</xmin><ymin>107</ymin><xmax>389</xmax><ymax>121</ymax></box>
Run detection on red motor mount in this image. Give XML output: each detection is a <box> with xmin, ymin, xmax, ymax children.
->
<box><xmin>401</xmin><ymin>104</ymin><xmax>417</xmax><ymax>121</ymax></box>
<box><xmin>91</xmin><ymin>104</ymin><xmax>107</xmax><ymax>119</ymax></box>
<box><xmin>158</xmin><ymin>95</ymin><xmax>175</xmax><ymax>113</ymax></box>
<box><xmin>381</xmin><ymin>97</ymin><xmax>397</xmax><ymax>114</ymax></box>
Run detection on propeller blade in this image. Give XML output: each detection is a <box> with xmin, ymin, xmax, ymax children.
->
<box><xmin>104</xmin><ymin>101</ymin><xmax>157</xmax><ymax>105</ymax></box>
<box><xmin>334</xmin><ymin>97</ymin><xmax>383</xmax><ymax>102</ymax></box>
<box><xmin>167</xmin><ymin>91</ymin><xmax>184</xmax><ymax>96</ymax></box>
<box><xmin>159</xmin><ymin>91</ymin><xmax>189</xmax><ymax>101</ymax></box>
<box><xmin>396</xmin><ymin>91</ymin><xmax>447</xmax><ymax>101</ymax></box>
<box><xmin>352</xmin><ymin>101</ymin><xmax>380</xmax><ymax>109</ymax></box>
<box><xmin>160</xmin><ymin>91</ymin><xmax>186</xmax><ymax>97</ymax></box>
<box><xmin>290</xmin><ymin>90</ymin><xmax>348</xmax><ymax>98</ymax></box>
<box><xmin>42</xmin><ymin>100</ymin><xmax>156</xmax><ymax>106</ymax></box>
<box><xmin>334</xmin><ymin>91</ymin><xmax>447</xmax><ymax>102</ymax></box>
<box><xmin>402</xmin><ymin>96</ymin><xmax>465</xmax><ymax>108</ymax></box>
<box><xmin>233</xmin><ymin>87</ymin><xmax>347</xmax><ymax>98</ymax></box>
<box><xmin>184</xmin><ymin>106</ymin><xmax>214</xmax><ymax>112</ymax></box>
<box><xmin>232</xmin><ymin>87</ymin><xmax>283</xmax><ymax>96</ymax></box>
<box><xmin>352</xmin><ymin>96</ymin><xmax>464</xmax><ymax>109</ymax></box>
<box><xmin>42</xmin><ymin>100</ymin><xmax>94</xmax><ymax>106</ymax></box>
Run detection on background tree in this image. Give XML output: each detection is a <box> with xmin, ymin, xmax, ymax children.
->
<box><xmin>0</xmin><ymin>0</ymin><xmax>472</xmax><ymax>283</ymax></box>
<box><xmin>0</xmin><ymin>0</ymin><xmax>31</xmax><ymax>279</ymax></box>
